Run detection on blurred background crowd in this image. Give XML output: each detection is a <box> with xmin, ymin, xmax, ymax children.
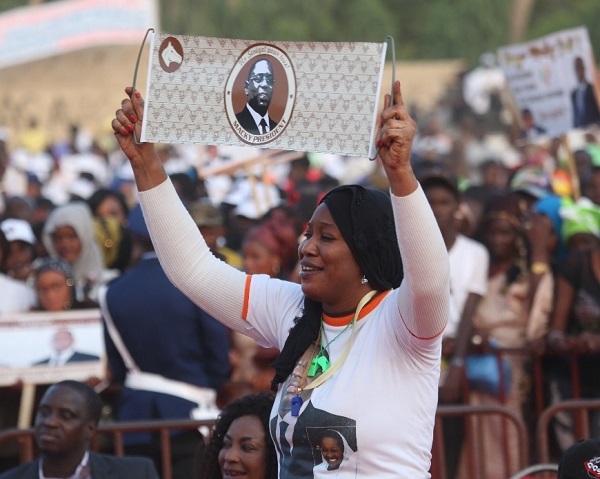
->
<box><xmin>3</xmin><ymin>1</ymin><xmax>600</xmax><ymax>478</ymax></box>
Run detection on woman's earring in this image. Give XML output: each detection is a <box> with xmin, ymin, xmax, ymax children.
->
<box><xmin>361</xmin><ymin>275</ymin><xmax>368</xmax><ymax>285</ymax></box>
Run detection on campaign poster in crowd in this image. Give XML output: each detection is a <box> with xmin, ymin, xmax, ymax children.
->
<box><xmin>139</xmin><ymin>32</ymin><xmax>388</xmax><ymax>158</ymax></box>
<box><xmin>0</xmin><ymin>309</ymin><xmax>105</xmax><ymax>386</ymax></box>
<box><xmin>498</xmin><ymin>26</ymin><xmax>600</xmax><ymax>140</ymax></box>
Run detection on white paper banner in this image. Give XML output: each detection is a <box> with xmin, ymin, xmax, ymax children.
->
<box><xmin>0</xmin><ymin>309</ymin><xmax>106</xmax><ymax>386</ymax></box>
<box><xmin>498</xmin><ymin>26</ymin><xmax>600</xmax><ymax>139</ymax></box>
<box><xmin>140</xmin><ymin>32</ymin><xmax>387</xmax><ymax>157</ymax></box>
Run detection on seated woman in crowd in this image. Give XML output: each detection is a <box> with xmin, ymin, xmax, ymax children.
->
<box><xmin>32</xmin><ymin>257</ymin><xmax>98</xmax><ymax>311</ymax></box>
<box><xmin>198</xmin><ymin>392</ymin><xmax>277</xmax><ymax>479</ymax></box>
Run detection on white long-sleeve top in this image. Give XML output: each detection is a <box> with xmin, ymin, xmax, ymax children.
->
<box><xmin>139</xmin><ymin>179</ymin><xmax>449</xmax><ymax>478</ymax></box>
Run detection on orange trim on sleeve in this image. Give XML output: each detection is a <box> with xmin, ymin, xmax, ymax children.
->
<box><xmin>400</xmin><ymin>312</ymin><xmax>446</xmax><ymax>340</ymax></box>
<box><xmin>242</xmin><ymin>275</ymin><xmax>252</xmax><ymax>320</ymax></box>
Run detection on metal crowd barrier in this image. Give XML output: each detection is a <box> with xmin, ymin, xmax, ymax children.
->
<box><xmin>431</xmin><ymin>403</ymin><xmax>529</xmax><ymax>479</ymax></box>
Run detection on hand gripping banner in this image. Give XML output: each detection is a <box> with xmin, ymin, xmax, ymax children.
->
<box><xmin>137</xmin><ymin>31</ymin><xmax>388</xmax><ymax>157</ymax></box>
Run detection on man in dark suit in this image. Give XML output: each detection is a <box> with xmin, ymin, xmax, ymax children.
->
<box><xmin>35</xmin><ymin>328</ymin><xmax>100</xmax><ymax>366</ymax></box>
<box><xmin>571</xmin><ymin>56</ymin><xmax>600</xmax><ymax>128</ymax></box>
<box><xmin>98</xmin><ymin>204</ymin><xmax>230</xmax><ymax>479</ymax></box>
<box><xmin>235</xmin><ymin>58</ymin><xmax>278</xmax><ymax>135</ymax></box>
<box><xmin>0</xmin><ymin>380</ymin><xmax>159</xmax><ymax>479</ymax></box>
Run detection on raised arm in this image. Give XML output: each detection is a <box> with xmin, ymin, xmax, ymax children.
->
<box><xmin>376</xmin><ymin>82</ymin><xmax>449</xmax><ymax>340</ymax></box>
<box><xmin>112</xmin><ymin>88</ymin><xmax>260</xmax><ymax>340</ymax></box>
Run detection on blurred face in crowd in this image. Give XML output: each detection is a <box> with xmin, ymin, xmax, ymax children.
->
<box><xmin>95</xmin><ymin>195</ymin><xmax>127</xmax><ymax>226</ymax></box>
<box><xmin>243</xmin><ymin>239</ymin><xmax>280</xmax><ymax>277</ymax></box>
<box><xmin>218</xmin><ymin>415</ymin><xmax>267</xmax><ymax>479</ymax></box>
<box><xmin>423</xmin><ymin>184</ymin><xmax>459</xmax><ymax>235</ymax></box>
<box><xmin>575</xmin><ymin>57</ymin><xmax>586</xmax><ymax>82</ymax></box>
<box><xmin>583</xmin><ymin>170</ymin><xmax>600</xmax><ymax>207</ymax></box>
<box><xmin>36</xmin><ymin>271</ymin><xmax>73</xmax><ymax>311</ymax></box>
<box><xmin>483</xmin><ymin>218</ymin><xmax>519</xmax><ymax>263</ymax></box>
<box><xmin>5</xmin><ymin>240</ymin><xmax>36</xmax><ymax>282</ymax></box>
<box><xmin>481</xmin><ymin>162</ymin><xmax>508</xmax><ymax>189</ymax></box>
<box><xmin>567</xmin><ymin>233</ymin><xmax>600</xmax><ymax>253</ymax></box>
<box><xmin>51</xmin><ymin>226</ymin><xmax>82</xmax><ymax>264</ymax></box>
<box><xmin>199</xmin><ymin>224</ymin><xmax>225</xmax><ymax>254</ymax></box>
<box><xmin>35</xmin><ymin>385</ymin><xmax>95</xmax><ymax>458</ymax></box>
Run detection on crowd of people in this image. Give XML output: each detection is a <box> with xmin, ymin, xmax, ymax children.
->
<box><xmin>0</xmin><ymin>70</ymin><xmax>600</xmax><ymax>478</ymax></box>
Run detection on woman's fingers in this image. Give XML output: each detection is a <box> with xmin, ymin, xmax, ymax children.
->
<box><xmin>112</xmin><ymin>88</ymin><xmax>145</xmax><ymax>139</ymax></box>
<box><xmin>127</xmin><ymin>88</ymin><xmax>145</xmax><ymax>124</ymax></box>
<box><xmin>392</xmin><ymin>80</ymin><xmax>404</xmax><ymax>108</ymax></box>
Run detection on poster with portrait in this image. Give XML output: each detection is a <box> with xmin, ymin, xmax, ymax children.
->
<box><xmin>498</xmin><ymin>26</ymin><xmax>600</xmax><ymax>140</ymax></box>
<box><xmin>139</xmin><ymin>32</ymin><xmax>387</xmax><ymax>158</ymax></box>
<box><xmin>0</xmin><ymin>309</ymin><xmax>106</xmax><ymax>386</ymax></box>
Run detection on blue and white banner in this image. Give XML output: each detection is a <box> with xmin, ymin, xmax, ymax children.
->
<box><xmin>141</xmin><ymin>32</ymin><xmax>387</xmax><ymax>157</ymax></box>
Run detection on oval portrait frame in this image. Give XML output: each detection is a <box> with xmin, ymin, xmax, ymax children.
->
<box><xmin>225</xmin><ymin>43</ymin><xmax>296</xmax><ymax>145</ymax></box>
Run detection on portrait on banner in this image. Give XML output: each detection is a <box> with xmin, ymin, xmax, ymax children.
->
<box><xmin>498</xmin><ymin>26</ymin><xmax>600</xmax><ymax>140</ymax></box>
<box><xmin>0</xmin><ymin>309</ymin><xmax>106</xmax><ymax>386</ymax></box>
<box><xmin>225</xmin><ymin>43</ymin><xmax>296</xmax><ymax>146</ymax></box>
<box><xmin>142</xmin><ymin>33</ymin><xmax>384</xmax><ymax>156</ymax></box>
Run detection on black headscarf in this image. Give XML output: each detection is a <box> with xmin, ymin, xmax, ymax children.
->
<box><xmin>271</xmin><ymin>185</ymin><xmax>404</xmax><ymax>390</ymax></box>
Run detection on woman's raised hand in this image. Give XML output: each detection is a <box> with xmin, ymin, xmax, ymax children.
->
<box><xmin>376</xmin><ymin>81</ymin><xmax>418</xmax><ymax>195</ymax></box>
<box><xmin>112</xmin><ymin>88</ymin><xmax>166</xmax><ymax>191</ymax></box>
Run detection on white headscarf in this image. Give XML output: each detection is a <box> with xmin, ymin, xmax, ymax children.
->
<box><xmin>42</xmin><ymin>202</ymin><xmax>105</xmax><ymax>301</ymax></box>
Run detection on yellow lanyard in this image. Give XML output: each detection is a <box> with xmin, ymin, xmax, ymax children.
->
<box><xmin>301</xmin><ymin>290</ymin><xmax>377</xmax><ymax>391</ymax></box>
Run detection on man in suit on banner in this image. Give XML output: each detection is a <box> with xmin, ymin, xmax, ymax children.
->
<box><xmin>35</xmin><ymin>328</ymin><xmax>99</xmax><ymax>366</ymax></box>
<box><xmin>571</xmin><ymin>56</ymin><xmax>600</xmax><ymax>128</ymax></box>
<box><xmin>236</xmin><ymin>58</ymin><xmax>279</xmax><ymax>135</ymax></box>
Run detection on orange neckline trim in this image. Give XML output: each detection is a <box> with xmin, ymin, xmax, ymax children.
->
<box><xmin>323</xmin><ymin>290</ymin><xmax>390</xmax><ymax>327</ymax></box>
<box><xmin>242</xmin><ymin>278</ymin><xmax>390</xmax><ymax>326</ymax></box>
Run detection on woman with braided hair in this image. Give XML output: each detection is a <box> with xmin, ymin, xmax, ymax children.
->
<box><xmin>112</xmin><ymin>81</ymin><xmax>449</xmax><ymax>478</ymax></box>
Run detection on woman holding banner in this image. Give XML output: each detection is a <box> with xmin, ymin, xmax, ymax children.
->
<box><xmin>111</xmin><ymin>81</ymin><xmax>449</xmax><ymax>478</ymax></box>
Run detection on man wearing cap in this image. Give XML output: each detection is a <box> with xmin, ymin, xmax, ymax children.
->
<box><xmin>0</xmin><ymin>218</ymin><xmax>37</xmax><ymax>282</ymax></box>
<box><xmin>559</xmin><ymin>438</ymin><xmax>600</xmax><ymax>479</ymax></box>
<box><xmin>97</xmin><ymin>204</ymin><xmax>230</xmax><ymax>479</ymax></box>
<box><xmin>0</xmin><ymin>226</ymin><xmax>35</xmax><ymax>313</ymax></box>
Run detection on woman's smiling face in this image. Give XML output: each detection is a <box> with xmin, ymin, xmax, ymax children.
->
<box><xmin>298</xmin><ymin>203</ymin><xmax>367</xmax><ymax>315</ymax></box>
<box><xmin>51</xmin><ymin>226</ymin><xmax>82</xmax><ymax>264</ymax></box>
<box><xmin>320</xmin><ymin>435</ymin><xmax>344</xmax><ymax>470</ymax></box>
<box><xmin>218</xmin><ymin>415</ymin><xmax>267</xmax><ymax>479</ymax></box>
